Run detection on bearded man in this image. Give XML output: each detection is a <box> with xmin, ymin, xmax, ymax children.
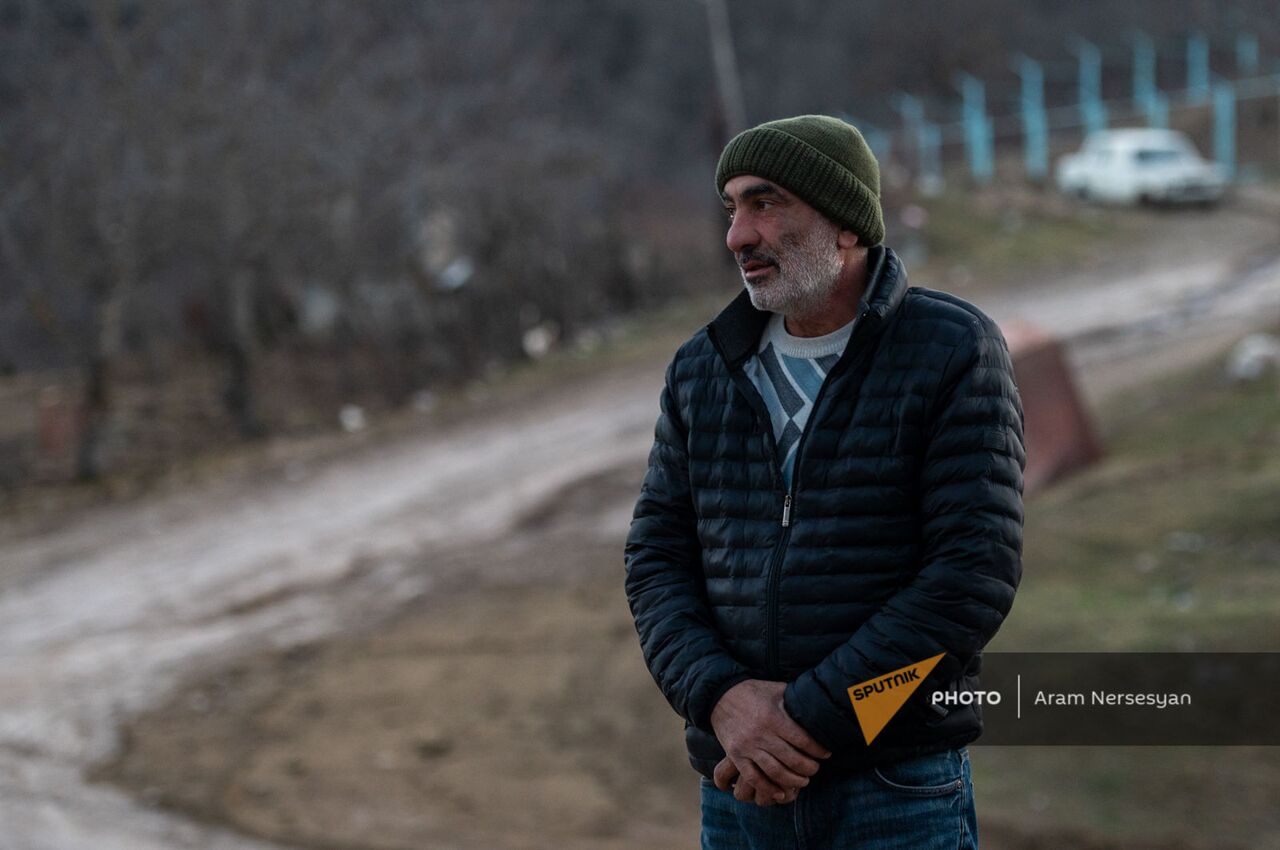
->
<box><xmin>624</xmin><ymin>115</ymin><xmax>1026</xmax><ymax>849</ymax></box>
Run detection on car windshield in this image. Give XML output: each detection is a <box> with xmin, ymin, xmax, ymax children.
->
<box><xmin>1134</xmin><ymin>148</ymin><xmax>1187</xmax><ymax>165</ymax></box>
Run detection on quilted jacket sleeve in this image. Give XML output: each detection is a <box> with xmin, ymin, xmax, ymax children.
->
<box><xmin>625</xmin><ymin>361</ymin><xmax>752</xmax><ymax>730</ymax></box>
<box><xmin>783</xmin><ymin>316</ymin><xmax>1025</xmax><ymax>751</ymax></box>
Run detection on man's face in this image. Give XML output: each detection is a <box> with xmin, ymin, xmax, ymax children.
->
<box><xmin>720</xmin><ymin>175</ymin><xmax>845</xmax><ymax>316</ymax></box>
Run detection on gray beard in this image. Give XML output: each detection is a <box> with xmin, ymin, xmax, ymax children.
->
<box><xmin>742</xmin><ymin>227</ymin><xmax>844</xmax><ymax>316</ymax></box>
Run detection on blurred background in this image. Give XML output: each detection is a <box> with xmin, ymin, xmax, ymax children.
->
<box><xmin>1</xmin><ymin>1</ymin><xmax>1279</xmax><ymax>848</ymax></box>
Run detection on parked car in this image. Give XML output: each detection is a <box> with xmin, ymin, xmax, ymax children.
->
<box><xmin>1055</xmin><ymin>128</ymin><xmax>1228</xmax><ymax>206</ymax></box>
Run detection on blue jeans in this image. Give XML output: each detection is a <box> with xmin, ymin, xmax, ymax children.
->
<box><xmin>700</xmin><ymin>747</ymin><xmax>977</xmax><ymax>850</ymax></box>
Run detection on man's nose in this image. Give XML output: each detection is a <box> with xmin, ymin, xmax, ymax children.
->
<box><xmin>725</xmin><ymin>213</ymin><xmax>758</xmax><ymax>255</ymax></box>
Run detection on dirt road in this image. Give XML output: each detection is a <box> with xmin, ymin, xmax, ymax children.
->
<box><xmin>1</xmin><ymin>204</ymin><xmax>1278</xmax><ymax>849</ymax></box>
<box><xmin>0</xmin><ymin>365</ymin><xmax>659</xmax><ymax>849</ymax></box>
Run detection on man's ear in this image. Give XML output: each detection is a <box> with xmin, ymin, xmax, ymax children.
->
<box><xmin>837</xmin><ymin>228</ymin><xmax>860</xmax><ymax>250</ymax></box>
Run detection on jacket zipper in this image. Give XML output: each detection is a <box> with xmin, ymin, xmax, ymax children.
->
<box><xmin>762</xmin><ymin>309</ymin><xmax>879</xmax><ymax>678</ymax></box>
<box><xmin>710</xmin><ymin>307</ymin><xmax>881</xmax><ymax>679</ymax></box>
<box><xmin>762</xmin><ymin>508</ymin><xmax>792</xmax><ymax>677</ymax></box>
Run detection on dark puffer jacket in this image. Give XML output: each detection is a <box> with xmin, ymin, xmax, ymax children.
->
<box><xmin>624</xmin><ymin>245</ymin><xmax>1025</xmax><ymax>780</ymax></box>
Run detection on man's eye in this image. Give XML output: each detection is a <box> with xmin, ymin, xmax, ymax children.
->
<box><xmin>724</xmin><ymin>208</ymin><xmax>735</xmax><ymax>220</ymax></box>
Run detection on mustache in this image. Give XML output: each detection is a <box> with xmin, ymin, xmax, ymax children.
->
<box><xmin>737</xmin><ymin>250</ymin><xmax>778</xmax><ymax>268</ymax></box>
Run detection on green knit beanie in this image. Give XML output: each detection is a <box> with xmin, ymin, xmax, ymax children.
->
<box><xmin>715</xmin><ymin>114</ymin><xmax>885</xmax><ymax>246</ymax></box>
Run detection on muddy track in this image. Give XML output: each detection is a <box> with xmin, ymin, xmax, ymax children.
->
<box><xmin>1</xmin><ymin>203</ymin><xmax>1278</xmax><ymax>849</ymax></box>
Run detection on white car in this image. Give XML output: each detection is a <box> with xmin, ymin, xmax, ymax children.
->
<box><xmin>1055</xmin><ymin>129</ymin><xmax>1228</xmax><ymax>206</ymax></box>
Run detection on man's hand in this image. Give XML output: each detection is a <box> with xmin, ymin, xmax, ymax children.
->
<box><xmin>714</xmin><ymin>757</ymin><xmax>802</xmax><ymax>806</ymax></box>
<box><xmin>710</xmin><ymin>679</ymin><xmax>830</xmax><ymax>806</ymax></box>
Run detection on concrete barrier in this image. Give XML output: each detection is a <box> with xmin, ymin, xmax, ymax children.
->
<box><xmin>1001</xmin><ymin>320</ymin><xmax>1103</xmax><ymax>495</ymax></box>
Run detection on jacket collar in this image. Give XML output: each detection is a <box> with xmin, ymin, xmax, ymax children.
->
<box><xmin>707</xmin><ymin>244</ymin><xmax>909</xmax><ymax>367</ymax></box>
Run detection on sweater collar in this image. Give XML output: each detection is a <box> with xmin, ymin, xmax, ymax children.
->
<box><xmin>707</xmin><ymin>244</ymin><xmax>909</xmax><ymax>367</ymax></box>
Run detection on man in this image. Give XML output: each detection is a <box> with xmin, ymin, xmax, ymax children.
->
<box><xmin>624</xmin><ymin>115</ymin><xmax>1025</xmax><ymax>848</ymax></box>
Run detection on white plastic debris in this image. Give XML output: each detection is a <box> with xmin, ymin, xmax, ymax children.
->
<box><xmin>438</xmin><ymin>256</ymin><xmax>474</xmax><ymax>291</ymax></box>
<box><xmin>339</xmin><ymin>404</ymin><xmax>367</xmax><ymax>432</ymax></box>
<box><xmin>522</xmin><ymin>321</ymin><xmax>560</xmax><ymax>360</ymax></box>
<box><xmin>1226</xmin><ymin>333</ymin><xmax>1280</xmax><ymax>382</ymax></box>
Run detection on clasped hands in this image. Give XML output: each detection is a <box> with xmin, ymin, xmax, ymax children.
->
<box><xmin>709</xmin><ymin>679</ymin><xmax>831</xmax><ymax>807</ymax></box>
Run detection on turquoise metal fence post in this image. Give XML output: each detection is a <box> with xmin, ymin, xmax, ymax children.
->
<box><xmin>954</xmin><ymin>73</ymin><xmax>994</xmax><ymax>184</ymax></box>
<box><xmin>1135</xmin><ymin>34</ymin><xmax>1161</xmax><ymax>127</ymax></box>
<box><xmin>1236</xmin><ymin>33</ymin><xmax>1258</xmax><ymax>75</ymax></box>
<box><xmin>1187</xmin><ymin>33</ymin><xmax>1211</xmax><ymax>102</ymax></box>
<box><xmin>1014</xmin><ymin>54</ymin><xmax>1048</xmax><ymax>180</ymax></box>
<box><xmin>891</xmin><ymin>92</ymin><xmax>924</xmax><ymax>173</ymax></box>
<box><xmin>1150</xmin><ymin>92</ymin><xmax>1169</xmax><ymax>129</ymax></box>
<box><xmin>1071</xmin><ymin>38</ymin><xmax>1107</xmax><ymax>135</ymax></box>
<box><xmin>892</xmin><ymin>93</ymin><xmax>942</xmax><ymax>189</ymax></box>
<box><xmin>1133</xmin><ymin>32</ymin><xmax>1169</xmax><ymax>128</ymax></box>
<box><xmin>919</xmin><ymin>123</ymin><xmax>942</xmax><ymax>189</ymax></box>
<box><xmin>1213</xmin><ymin>80</ymin><xmax>1236</xmax><ymax>179</ymax></box>
<box><xmin>891</xmin><ymin>93</ymin><xmax>923</xmax><ymax>139</ymax></box>
<box><xmin>854</xmin><ymin>120</ymin><xmax>893</xmax><ymax>167</ymax></box>
<box><xmin>1133</xmin><ymin>33</ymin><xmax>1155</xmax><ymax>102</ymax></box>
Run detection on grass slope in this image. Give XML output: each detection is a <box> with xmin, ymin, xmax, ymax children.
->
<box><xmin>976</xmin><ymin>351</ymin><xmax>1280</xmax><ymax>848</ymax></box>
